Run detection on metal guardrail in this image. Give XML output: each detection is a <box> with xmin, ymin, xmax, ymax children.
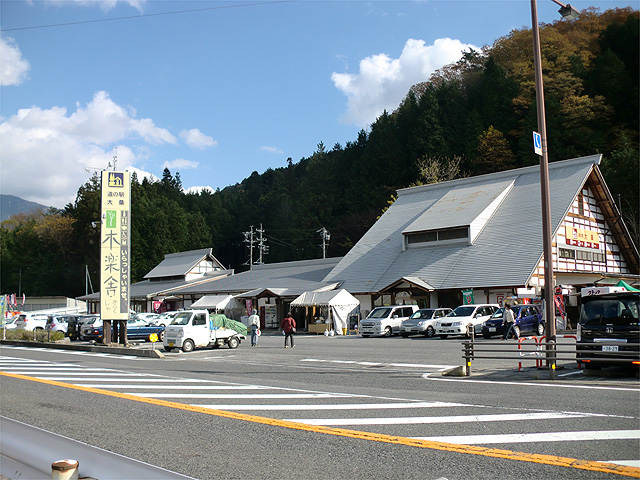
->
<box><xmin>1</xmin><ymin>416</ymin><xmax>195</xmax><ymax>479</ymax></box>
<box><xmin>462</xmin><ymin>333</ymin><xmax>640</xmax><ymax>380</ymax></box>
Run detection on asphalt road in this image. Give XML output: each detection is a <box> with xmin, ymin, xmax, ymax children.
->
<box><xmin>1</xmin><ymin>333</ymin><xmax>639</xmax><ymax>480</ymax></box>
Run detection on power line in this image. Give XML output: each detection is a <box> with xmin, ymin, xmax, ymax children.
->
<box><xmin>1</xmin><ymin>0</ymin><xmax>298</xmax><ymax>33</ymax></box>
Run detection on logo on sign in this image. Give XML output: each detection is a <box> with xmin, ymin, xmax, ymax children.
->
<box><xmin>107</xmin><ymin>172</ymin><xmax>124</xmax><ymax>188</ymax></box>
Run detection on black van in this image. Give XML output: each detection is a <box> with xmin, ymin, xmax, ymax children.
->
<box><xmin>577</xmin><ymin>290</ymin><xmax>640</xmax><ymax>369</ymax></box>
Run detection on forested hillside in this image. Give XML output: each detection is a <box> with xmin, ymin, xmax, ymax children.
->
<box><xmin>2</xmin><ymin>8</ymin><xmax>637</xmax><ymax>298</ymax></box>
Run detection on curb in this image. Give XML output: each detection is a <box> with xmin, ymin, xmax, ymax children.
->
<box><xmin>0</xmin><ymin>339</ymin><xmax>164</xmax><ymax>358</ymax></box>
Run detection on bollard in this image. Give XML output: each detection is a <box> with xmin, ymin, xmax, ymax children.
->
<box><xmin>52</xmin><ymin>459</ymin><xmax>79</xmax><ymax>480</ymax></box>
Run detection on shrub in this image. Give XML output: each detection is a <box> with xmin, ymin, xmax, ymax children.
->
<box><xmin>0</xmin><ymin>329</ymin><xmax>65</xmax><ymax>342</ymax></box>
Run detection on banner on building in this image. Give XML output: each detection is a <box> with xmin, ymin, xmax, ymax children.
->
<box><xmin>462</xmin><ymin>289</ymin><xmax>474</xmax><ymax>305</ymax></box>
<box><xmin>100</xmin><ymin>171</ymin><xmax>131</xmax><ymax>320</ymax></box>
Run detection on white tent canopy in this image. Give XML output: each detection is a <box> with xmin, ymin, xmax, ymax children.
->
<box><xmin>189</xmin><ymin>295</ymin><xmax>244</xmax><ymax>320</ymax></box>
<box><xmin>291</xmin><ymin>289</ymin><xmax>360</xmax><ymax>334</ymax></box>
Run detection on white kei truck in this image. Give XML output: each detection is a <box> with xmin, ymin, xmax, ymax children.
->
<box><xmin>162</xmin><ymin>310</ymin><xmax>246</xmax><ymax>352</ymax></box>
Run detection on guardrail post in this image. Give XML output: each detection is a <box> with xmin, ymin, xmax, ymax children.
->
<box><xmin>52</xmin><ymin>459</ymin><xmax>78</xmax><ymax>480</ymax></box>
<box><xmin>463</xmin><ymin>340</ymin><xmax>473</xmax><ymax>376</ymax></box>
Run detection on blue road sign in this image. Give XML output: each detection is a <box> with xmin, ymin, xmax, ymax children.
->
<box><xmin>533</xmin><ymin>131</ymin><xmax>542</xmax><ymax>156</ymax></box>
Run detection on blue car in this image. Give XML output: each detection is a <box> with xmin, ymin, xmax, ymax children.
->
<box><xmin>481</xmin><ymin>304</ymin><xmax>544</xmax><ymax>339</ymax></box>
<box><xmin>86</xmin><ymin>318</ymin><xmax>165</xmax><ymax>342</ymax></box>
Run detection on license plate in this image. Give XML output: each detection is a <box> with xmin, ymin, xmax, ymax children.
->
<box><xmin>489</xmin><ymin>327</ymin><xmax>496</xmax><ymax>332</ymax></box>
<box><xmin>602</xmin><ymin>345</ymin><xmax>618</xmax><ymax>352</ymax></box>
<box><xmin>168</xmin><ymin>342</ymin><xmax>174</xmax><ymax>347</ymax></box>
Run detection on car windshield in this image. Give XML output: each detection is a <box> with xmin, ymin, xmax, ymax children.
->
<box><xmin>490</xmin><ymin>308</ymin><xmax>504</xmax><ymax>319</ymax></box>
<box><xmin>580</xmin><ymin>297</ymin><xmax>640</xmax><ymax>326</ymax></box>
<box><xmin>171</xmin><ymin>312</ymin><xmax>193</xmax><ymax>325</ymax></box>
<box><xmin>448</xmin><ymin>306</ymin><xmax>476</xmax><ymax>317</ymax></box>
<box><xmin>367</xmin><ymin>308</ymin><xmax>392</xmax><ymax>319</ymax></box>
<box><xmin>411</xmin><ymin>310</ymin><xmax>435</xmax><ymax>319</ymax></box>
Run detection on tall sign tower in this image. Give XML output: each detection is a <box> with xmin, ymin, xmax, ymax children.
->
<box><xmin>100</xmin><ymin>171</ymin><xmax>131</xmax><ymax>344</ymax></box>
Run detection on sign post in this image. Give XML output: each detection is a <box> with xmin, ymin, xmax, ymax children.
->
<box><xmin>100</xmin><ymin>171</ymin><xmax>131</xmax><ymax>345</ymax></box>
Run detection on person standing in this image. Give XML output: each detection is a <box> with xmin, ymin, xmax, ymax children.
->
<box><xmin>249</xmin><ymin>309</ymin><xmax>261</xmax><ymax>347</ymax></box>
<box><xmin>501</xmin><ymin>304</ymin><xmax>517</xmax><ymax>340</ymax></box>
<box><xmin>281</xmin><ymin>312</ymin><xmax>296</xmax><ymax>348</ymax></box>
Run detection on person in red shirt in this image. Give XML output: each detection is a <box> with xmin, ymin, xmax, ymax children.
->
<box><xmin>281</xmin><ymin>312</ymin><xmax>296</xmax><ymax>348</ymax></box>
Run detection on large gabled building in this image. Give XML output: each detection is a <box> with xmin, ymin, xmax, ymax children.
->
<box><xmin>322</xmin><ymin>155</ymin><xmax>639</xmax><ymax>323</ymax></box>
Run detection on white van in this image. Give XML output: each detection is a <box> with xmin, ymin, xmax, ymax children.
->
<box><xmin>359</xmin><ymin>305</ymin><xmax>419</xmax><ymax>337</ymax></box>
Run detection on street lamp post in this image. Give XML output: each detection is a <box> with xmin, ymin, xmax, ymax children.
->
<box><xmin>530</xmin><ymin>0</ymin><xmax>579</xmax><ymax>378</ymax></box>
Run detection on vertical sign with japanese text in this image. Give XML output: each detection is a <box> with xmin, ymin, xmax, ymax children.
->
<box><xmin>100</xmin><ymin>171</ymin><xmax>131</xmax><ymax>320</ymax></box>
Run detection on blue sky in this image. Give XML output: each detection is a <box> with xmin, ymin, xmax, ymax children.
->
<box><xmin>1</xmin><ymin>0</ymin><xmax>638</xmax><ymax>209</ymax></box>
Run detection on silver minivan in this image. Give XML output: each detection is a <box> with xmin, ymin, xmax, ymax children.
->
<box><xmin>359</xmin><ymin>305</ymin><xmax>419</xmax><ymax>337</ymax></box>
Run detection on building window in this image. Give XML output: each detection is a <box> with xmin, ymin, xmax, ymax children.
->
<box><xmin>593</xmin><ymin>252</ymin><xmax>605</xmax><ymax>263</ymax></box>
<box><xmin>559</xmin><ymin>248</ymin><xmax>575</xmax><ymax>259</ymax></box>
<box><xmin>576</xmin><ymin>250</ymin><xmax>592</xmax><ymax>261</ymax></box>
<box><xmin>577</xmin><ymin>193</ymin><xmax>584</xmax><ymax>216</ymax></box>
<box><xmin>405</xmin><ymin>227</ymin><xmax>468</xmax><ymax>245</ymax></box>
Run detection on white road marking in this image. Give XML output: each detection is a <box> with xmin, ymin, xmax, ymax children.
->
<box><xmin>193</xmin><ymin>401</ymin><xmax>471</xmax><ymax>411</ymax></box>
<box><xmin>134</xmin><ymin>393</ymin><xmax>357</xmax><ymax>399</ymax></box>
<box><xmin>412</xmin><ymin>430</ymin><xmax>640</xmax><ymax>444</ymax></box>
<box><xmin>424</xmin><ymin>372</ymin><xmax>640</xmax><ymax>392</ymax></box>
<box><xmin>285</xmin><ymin>411</ymin><xmax>586</xmax><ymax>426</ymax></box>
<box><xmin>301</xmin><ymin>358</ymin><xmax>456</xmax><ymax>370</ymax></box>
<box><xmin>75</xmin><ymin>384</ymin><xmax>272</xmax><ymax>390</ymax></box>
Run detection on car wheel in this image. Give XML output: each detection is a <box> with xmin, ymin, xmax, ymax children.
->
<box><xmin>383</xmin><ymin>326</ymin><xmax>392</xmax><ymax>337</ymax></box>
<box><xmin>425</xmin><ymin>326</ymin><xmax>435</xmax><ymax>338</ymax></box>
<box><xmin>537</xmin><ymin>322</ymin><xmax>545</xmax><ymax>336</ymax></box>
<box><xmin>228</xmin><ymin>336</ymin><xmax>240</xmax><ymax>349</ymax></box>
<box><xmin>182</xmin><ymin>339</ymin><xmax>195</xmax><ymax>353</ymax></box>
<box><xmin>401</xmin><ymin>333</ymin><xmax>410</xmax><ymax>338</ymax></box>
<box><xmin>513</xmin><ymin>325</ymin><xmax>521</xmax><ymax>338</ymax></box>
<box><xmin>439</xmin><ymin>335</ymin><xmax>448</xmax><ymax>339</ymax></box>
<box><xmin>584</xmin><ymin>363</ymin><xmax>602</xmax><ymax>371</ymax></box>
<box><xmin>158</xmin><ymin>331</ymin><xmax>164</xmax><ymax>341</ymax></box>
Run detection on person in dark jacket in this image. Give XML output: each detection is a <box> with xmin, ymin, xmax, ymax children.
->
<box><xmin>281</xmin><ymin>312</ymin><xmax>296</xmax><ymax>348</ymax></box>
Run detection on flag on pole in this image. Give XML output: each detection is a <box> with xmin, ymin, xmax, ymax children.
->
<box><xmin>22</xmin><ymin>293</ymin><xmax>25</xmax><ymax>306</ymax></box>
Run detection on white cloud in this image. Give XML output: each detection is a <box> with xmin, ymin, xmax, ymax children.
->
<box><xmin>179</xmin><ymin>128</ymin><xmax>217</xmax><ymax>150</ymax></box>
<box><xmin>332</xmin><ymin>37</ymin><xmax>478</xmax><ymax>127</ymax></box>
<box><xmin>1</xmin><ymin>37</ymin><xmax>30</xmax><ymax>86</ymax></box>
<box><xmin>44</xmin><ymin>0</ymin><xmax>146</xmax><ymax>12</ymax></box>
<box><xmin>261</xmin><ymin>146</ymin><xmax>283</xmax><ymax>154</ymax></box>
<box><xmin>0</xmin><ymin>91</ymin><xmax>177</xmax><ymax>208</ymax></box>
<box><xmin>161</xmin><ymin>159</ymin><xmax>199</xmax><ymax>170</ymax></box>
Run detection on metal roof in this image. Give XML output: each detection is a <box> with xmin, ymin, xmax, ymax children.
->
<box><xmin>323</xmin><ymin>155</ymin><xmax>603</xmax><ymax>293</ymax></box>
<box><xmin>169</xmin><ymin>257</ymin><xmax>343</xmax><ymax>297</ymax></box>
<box><xmin>143</xmin><ymin>248</ymin><xmax>223</xmax><ymax>280</ymax></box>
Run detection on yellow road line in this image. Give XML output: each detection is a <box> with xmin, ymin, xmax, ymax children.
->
<box><xmin>2</xmin><ymin>371</ymin><xmax>638</xmax><ymax>478</ymax></box>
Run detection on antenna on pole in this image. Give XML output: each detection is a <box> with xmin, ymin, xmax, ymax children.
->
<box><xmin>317</xmin><ymin>227</ymin><xmax>330</xmax><ymax>259</ymax></box>
<box><xmin>243</xmin><ymin>226</ymin><xmax>255</xmax><ymax>269</ymax></box>
<box><xmin>112</xmin><ymin>146</ymin><xmax>118</xmax><ymax>171</ymax></box>
<box><xmin>255</xmin><ymin>224</ymin><xmax>268</xmax><ymax>265</ymax></box>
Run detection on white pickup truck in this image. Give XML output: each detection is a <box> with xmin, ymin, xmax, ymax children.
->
<box><xmin>162</xmin><ymin>310</ymin><xmax>246</xmax><ymax>352</ymax></box>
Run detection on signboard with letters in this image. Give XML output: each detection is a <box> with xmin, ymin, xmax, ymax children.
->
<box><xmin>565</xmin><ymin>226</ymin><xmax>600</xmax><ymax>249</ymax></box>
<box><xmin>100</xmin><ymin>171</ymin><xmax>131</xmax><ymax>320</ymax></box>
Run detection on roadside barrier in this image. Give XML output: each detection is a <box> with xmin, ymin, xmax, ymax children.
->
<box><xmin>461</xmin><ymin>334</ymin><xmax>639</xmax><ymax>379</ymax></box>
<box><xmin>517</xmin><ymin>336</ymin><xmax>541</xmax><ymax>371</ymax></box>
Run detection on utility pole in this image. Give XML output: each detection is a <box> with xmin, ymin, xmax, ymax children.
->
<box><xmin>255</xmin><ymin>224</ymin><xmax>269</xmax><ymax>265</ymax></box>
<box><xmin>243</xmin><ymin>226</ymin><xmax>255</xmax><ymax>268</ymax></box>
<box><xmin>317</xmin><ymin>227</ymin><xmax>330</xmax><ymax>259</ymax></box>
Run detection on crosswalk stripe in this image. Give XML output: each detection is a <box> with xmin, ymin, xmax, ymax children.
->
<box><xmin>412</xmin><ymin>430</ymin><xmax>640</xmax><ymax>444</ymax></box>
<box><xmin>285</xmin><ymin>411</ymin><xmax>586</xmax><ymax>426</ymax></box>
<box><xmin>193</xmin><ymin>401</ymin><xmax>470</xmax><ymax>411</ymax></box>
<box><xmin>134</xmin><ymin>393</ymin><xmax>356</xmax><ymax>398</ymax></box>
